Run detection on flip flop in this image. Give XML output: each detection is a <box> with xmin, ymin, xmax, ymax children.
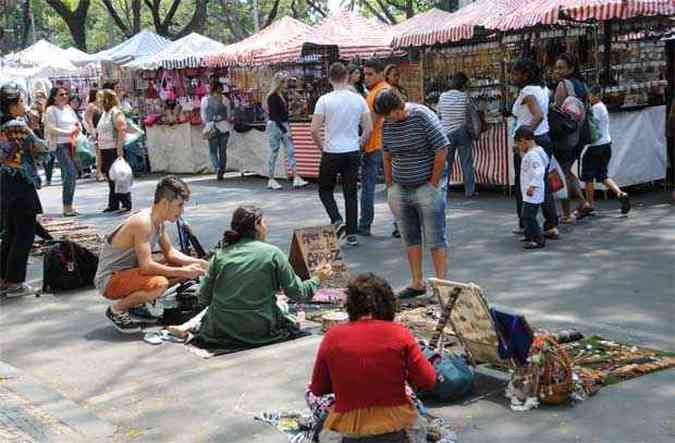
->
<box><xmin>398</xmin><ymin>286</ymin><xmax>427</xmax><ymax>299</ymax></box>
<box><xmin>143</xmin><ymin>331</ymin><xmax>163</xmax><ymax>345</ymax></box>
<box><xmin>62</xmin><ymin>211</ymin><xmax>80</xmax><ymax>217</ymax></box>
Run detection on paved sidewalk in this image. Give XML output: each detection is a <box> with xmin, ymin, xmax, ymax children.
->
<box><xmin>1</xmin><ymin>174</ymin><xmax>673</xmax><ymax>442</ymax></box>
<box><xmin>0</xmin><ymin>362</ymin><xmax>117</xmax><ymax>442</ymax></box>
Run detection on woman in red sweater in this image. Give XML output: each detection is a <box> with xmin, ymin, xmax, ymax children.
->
<box><xmin>309</xmin><ymin>273</ymin><xmax>436</xmax><ymax>442</ymax></box>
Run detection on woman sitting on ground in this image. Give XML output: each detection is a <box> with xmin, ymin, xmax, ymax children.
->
<box><xmin>308</xmin><ymin>273</ymin><xmax>436</xmax><ymax>442</ymax></box>
<box><xmin>175</xmin><ymin>205</ymin><xmax>332</xmax><ymax>353</ymax></box>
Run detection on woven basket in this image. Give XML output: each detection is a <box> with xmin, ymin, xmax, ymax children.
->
<box><xmin>531</xmin><ymin>336</ymin><xmax>574</xmax><ymax>405</ymax></box>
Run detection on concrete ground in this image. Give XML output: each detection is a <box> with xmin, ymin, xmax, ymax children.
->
<box><xmin>1</xmin><ymin>173</ymin><xmax>674</xmax><ymax>442</ymax></box>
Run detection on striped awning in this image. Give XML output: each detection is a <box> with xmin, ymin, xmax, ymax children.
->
<box><xmin>94</xmin><ymin>30</ymin><xmax>171</xmax><ymax>63</ymax></box>
<box><xmin>208</xmin><ymin>16</ymin><xmax>332</xmax><ymax>66</ymax></box>
<box><xmin>311</xmin><ymin>9</ymin><xmax>397</xmax><ymax>60</ymax></box>
<box><xmin>494</xmin><ymin>0</ymin><xmax>675</xmax><ymax>32</ymax></box>
<box><xmin>126</xmin><ymin>33</ymin><xmax>226</xmax><ymax>70</ymax></box>
<box><xmin>392</xmin><ymin>0</ymin><xmax>529</xmax><ymax>48</ymax></box>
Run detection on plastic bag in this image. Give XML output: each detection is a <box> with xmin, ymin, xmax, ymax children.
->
<box><xmin>109</xmin><ymin>157</ymin><xmax>133</xmax><ymax>193</ymax></box>
<box><xmin>549</xmin><ymin>156</ymin><xmax>568</xmax><ymax>200</ymax></box>
<box><xmin>74</xmin><ymin>134</ymin><xmax>96</xmax><ymax>167</ymax></box>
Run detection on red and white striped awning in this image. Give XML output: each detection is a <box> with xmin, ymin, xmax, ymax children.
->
<box><xmin>208</xmin><ymin>16</ymin><xmax>333</xmax><ymax>66</ymax></box>
<box><xmin>495</xmin><ymin>0</ymin><xmax>675</xmax><ymax>32</ymax></box>
<box><xmin>392</xmin><ymin>0</ymin><xmax>530</xmax><ymax>48</ymax></box>
<box><xmin>312</xmin><ymin>9</ymin><xmax>397</xmax><ymax>60</ymax></box>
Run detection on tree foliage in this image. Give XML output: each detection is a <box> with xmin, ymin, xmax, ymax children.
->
<box><xmin>0</xmin><ymin>0</ymin><xmax>449</xmax><ymax>54</ymax></box>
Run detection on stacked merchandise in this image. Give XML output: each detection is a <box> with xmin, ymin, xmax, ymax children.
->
<box><xmin>31</xmin><ymin>217</ymin><xmax>103</xmax><ymax>256</ymax></box>
<box><xmin>422</xmin><ymin>41</ymin><xmax>504</xmax><ymax>122</ymax></box>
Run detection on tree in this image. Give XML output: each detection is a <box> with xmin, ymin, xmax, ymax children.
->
<box><xmin>345</xmin><ymin>0</ymin><xmax>435</xmax><ymax>25</ymax></box>
<box><xmin>44</xmin><ymin>0</ymin><xmax>91</xmax><ymax>50</ymax></box>
<box><xmin>99</xmin><ymin>0</ymin><xmax>143</xmax><ymax>38</ymax></box>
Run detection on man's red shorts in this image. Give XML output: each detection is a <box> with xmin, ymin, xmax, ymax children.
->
<box><xmin>103</xmin><ymin>267</ymin><xmax>169</xmax><ymax>300</ymax></box>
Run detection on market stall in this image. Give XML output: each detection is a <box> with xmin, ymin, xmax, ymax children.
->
<box><xmin>392</xmin><ymin>0</ymin><xmax>675</xmax><ymax>188</ymax></box>
<box><xmin>206</xmin><ymin>10</ymin><xmax>400</xmax><ymax>179</ymax></box>
<box><xmin>126</xmin><ymin>33</ymin><xmax>230</xmax><ymax>173</ymax></box>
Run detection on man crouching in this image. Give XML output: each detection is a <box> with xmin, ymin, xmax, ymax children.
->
<box><xmin>95</xmin><ymin>176</ymin><xmax>208</xmax><ymax>333</ymax></box>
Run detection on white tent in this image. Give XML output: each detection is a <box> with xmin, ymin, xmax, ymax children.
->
<box><xmin>4</xmin><ymin>39</ymin><xmax>79</xmax><ymax>75</ymax></box>
<box><xmin>93</xmin><ymin>30</ymin><xmax>171</xmax><ymax>64</ymax></box>
<box><xmin>126</xmin><ymin>32</ymin><xmax>226</xmax><ymax>70</ymax></box>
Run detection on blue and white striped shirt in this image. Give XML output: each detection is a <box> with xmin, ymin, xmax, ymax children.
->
<box><xmin>382</xmin><ymin>104</ymin><xmax>449</xmax><ymax>186</ymax></box>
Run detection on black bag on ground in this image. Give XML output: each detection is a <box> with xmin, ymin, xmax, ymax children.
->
<box><xmin>159</xmin><ymin>280</ymin><xmax>203</xmax><ymax>325</ymax></box>
<box><xmin>42</xmin><ymin>240</ymin><xmax>98</xmax><ymax>293</ymax></box>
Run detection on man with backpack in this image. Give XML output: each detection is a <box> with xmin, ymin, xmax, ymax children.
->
<box><xmin>95</xmin><ymin>176</ymin><xmax>208</xmax><ymax>333</ymax></box>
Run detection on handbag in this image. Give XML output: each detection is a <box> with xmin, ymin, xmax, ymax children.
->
<box><xmin>465</xmin><ymin>95</ymin><xmax>484</xmax><ymax>141</ymax></box>
<box><xmin>548</xmin><ymin>168</ymin><xmax>564</xmax><ymax>193</ymax></box>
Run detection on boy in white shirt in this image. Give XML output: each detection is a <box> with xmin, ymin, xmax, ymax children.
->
<box><xmin>582</xmin><ymin>86</ymin><xmax>631</xmax><ymax>214</ymax></box>
<box><xmin>515</xmin><ymin>126</ymin><xmax>547</xmax><ymax>250</ymax></box>
<box><xmin>311</xmin><ymin>62</ymin><xmax>372</xmax><ymax>247</ymax></box>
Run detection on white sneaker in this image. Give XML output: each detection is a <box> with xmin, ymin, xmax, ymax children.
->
<box><xmin>267</xmin><ymin>178</ymin><xmax>283</xmax><ymax>190</ymax></box>
<box><xmin>0</xmin><ymin>283</ymin><xmax>40</xmax><ymax>298</ymax></box>
<box><xmin>293</xmin><ymin>176</ymin><xmax>308</xmax><ymax>188</ymax></box>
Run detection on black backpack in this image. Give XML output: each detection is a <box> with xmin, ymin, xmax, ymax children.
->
<box><xmin>42</xmin><ymin>240</ymin><xmax>99</xmax><ymax>293</ymax></box>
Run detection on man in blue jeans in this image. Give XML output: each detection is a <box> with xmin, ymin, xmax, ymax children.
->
<box><xmin>437</xmin><ymin>72</ymin><xmax>476</xmax><ymax>197</ymax></box>
<box><xmin>375</xmin><ymin>89</ymin><xmax>449</xmax><ymax>299</ymax></box>
<box><xmin>359</xmin><ymin>59</ymin><xmax>390</xmax><ymax>236</ymax></box>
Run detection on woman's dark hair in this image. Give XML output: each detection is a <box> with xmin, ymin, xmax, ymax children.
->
<box><xmin>347</xmin><ymin>63</ymin><xmax>366</xmax><ymax>96</ymax></box>
<box><xmin>209</xmin><ymin>77</ymin><xmax>223</xmax><ymax>94</ymax></box>
<box><xmin>0</xmin><ymin>82</ymin><xmax>23</xmax><ymax>118</ymax></box>
<box><xmin>88</xmin><ymin>88</ymin><xmax>99</xmax><ymax>104</ymax></box>
<box><xmin>46</xmin><ymin>87</ymin><xmax>67</xmax><ymax>108</ymax></box>
<box><xmin>511</xmin><ymin>58</ymin><xmax>543</xmax><ymax>88</ymax></box>
<box><xmin>450</xmin><ymin>72</ymin><xmax>469</xmax><ymax>91</ymax></box>
<box><xmin>374</xmin><ymin>88</ymin><xmax>404</xmax><ymax>116</ymax></box>
<box><xmin>223</xmin><ymin>205</ymin><xmax>263</xmax><ymax>246</ymax></box>
<box><xmin>557</xmin><ymin>53</ymin><xmax>580</xmax><ymax>78</ymax></box>
<box><xmin>345</xmin><ymin>273</ymin><xmax>397</xmax><ymax>322</ymax></box>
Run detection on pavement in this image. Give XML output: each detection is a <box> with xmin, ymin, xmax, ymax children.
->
<box><xmin>1</xmin><ymin>173</ymin><xmax>674</xmax><ymax>442</ymax></box>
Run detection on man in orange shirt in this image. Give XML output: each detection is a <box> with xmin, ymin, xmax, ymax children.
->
<box><xmin>359</xmin><ymin>60</ymin><xmax>390</xmax><ymax>237</ymax></box>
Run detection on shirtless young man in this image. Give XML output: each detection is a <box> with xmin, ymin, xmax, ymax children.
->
<box><xmin>95</xmin><ymin>176</ymin><xmax>208</xmax><ymax>333</ymax></box>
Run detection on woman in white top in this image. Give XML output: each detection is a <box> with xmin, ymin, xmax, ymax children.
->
<box><xmin>97</xmin><ymin>89</ymin><xmax>131</xmax><ymax>213</ymax></box>
<box><xmin>510</xmin><ymin>58</ymin><xmax>559</xmax><ymax>238</ymax></box>
<box><xmin>44</xmin><ymin>87</ymin><xmax>81</xmax><ymax>216</ymax></box>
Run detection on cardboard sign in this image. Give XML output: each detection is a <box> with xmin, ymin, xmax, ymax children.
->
<box><xmin>289</xmin><ymin>225</ymin><xmax>350</xmax><ymax>288</ymax></box>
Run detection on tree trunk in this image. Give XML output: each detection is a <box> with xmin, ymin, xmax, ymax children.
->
<box><xmin>45</xmin><ymin>0</ymin><xmax>91</xmax><ymax>50</ymax></box>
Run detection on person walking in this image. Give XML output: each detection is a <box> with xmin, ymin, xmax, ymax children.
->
<box><xmin>375</xmin><ymin>89</ymin><xmax>449</xmax><ymax>299</ymax></box>
<box><xmin>311</xmin><ymin>63</ymin><xmax>373</xmax><ymax>247</ymax></box>
<box><xmin>265</xmin><ymin>72</ymin><xmax>308</xmax><ymax>190</ymax></box>
<box><xmin>581</xmin><ymin>86</ymin><xmax>631</xmax><ymax>214</ymax></box>
<box><xmin>97</xmin><ymin>89</ymin><xmax>132</xmax><ymax>213</ymax></box>
<box><xmin>514</xmin><ymin>127</ymin><xmax>547</xmax><ymax>250</ymax></box>
<box><xmin>200</xmin><ymin>78</ymin><xmax>232</xmax><ymax>181</ymax></box>
<box><xmin>437</xmin><ymin>72</ymin><xmax>477</xmax><ymax>197</ymax></box>
<box><xmin>551</xmin><ymin>53</ymin><xmax>592</xmax><ymax>223</ymax></box>
<box><xmin>0</xmin><ymin>83</ymin><xmax>47</xmax><ymax>297</ymax></box>
<box><xmin>359</xmin><ymin>59</ymin><xmax>390</xmax><ymax>237</ymax></box>
<box><xmin>84</xmin><ymin>89</ymin><xmax>104</xmax><ymax>180</ymax></box>
<box><xmin>510</xmin><ymin>58</ymin><xmax>560</xmax><ymax>239</ymax></box>
<box><xmin>44</xmin><ymin>86</ymin><xmax>80</xmax><ymax>217</ymax></box>
<box><xmin>384</xmin><ymin>64</ymin><xmax>409</xmax><ymax>102</ymax></box>
<box><xmin>347</xmin><ymin>64</ymin><xmax>367</xmax><ymax>98</ymax></box>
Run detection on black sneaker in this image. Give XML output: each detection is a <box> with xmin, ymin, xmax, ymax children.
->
<box><xmin>334</xmin><ymin>222</ymin><xmax>347</xmax><ymax>240</ymax></box>
<box><xmin>345</xmin><ymin>235</ymin><xmax>359</xmax><ymax>247</ymax></box>
<box><xmin>619</xmin><ymin>194</ymin><xmax>631</xmax><ymax>215</ymax></box>
<box><xmin>106</xmin><ymin>307</ymin><xmax>141</xmax><ymax>334</ymax></box>
<box><xmin>357</xmin><ymin>227</ymin><xmax>371</xmax><ymax>237</ymax></box>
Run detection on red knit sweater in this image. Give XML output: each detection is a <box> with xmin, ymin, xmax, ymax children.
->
<box><xmin>309</xmin><ymin>319</ymin><xmax>436</xmax><ymax>413</ymax></box>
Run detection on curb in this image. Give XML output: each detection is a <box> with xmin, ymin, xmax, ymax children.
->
<box><xmin>0</xmin><ymin>361</ymin><xmax>117</xmax><ymax>441</ymax></box>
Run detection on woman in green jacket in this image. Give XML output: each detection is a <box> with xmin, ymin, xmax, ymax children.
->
<box><xmin>183</xmin><ymin>205</ymin><xmax>332</xmax><ymax>353</ymax></box>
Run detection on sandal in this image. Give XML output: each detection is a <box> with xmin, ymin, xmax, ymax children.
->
<box><xmin>573</xmin><ymin>206</ymin><xmax>594</xmax><ymax>220</ymax></box>
<box><xmin>398</xmin><ymin>286</ymin><xmax>427</xmax><ymax>299</ymax></box>
<box><xmin>560</xmin><ymin>215</ymin><xmax>575</xmax><ymax>224</ymax></box>
<box><xmin>62</xmin><ymin>211</ymin><xmax>80</xmax><ymax>217</ymax></box>
<box><xmin>523</xmin><ymin>241</ymin><xmax>545</xmax><ymax>250</ymax></box>
<box><xmin>618</xmin><ymin>194</ymin><xmax>631</xmax><ymax>215</ymax></box>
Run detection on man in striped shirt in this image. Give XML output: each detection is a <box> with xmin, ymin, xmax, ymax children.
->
<box><xmin>437</xmin><ymin>72</ymin><xmax>476</xmax><ymax>197</ymax></box>
<box><xmin>375</xmin><ymin>89</ymin><xmax>449</xmax><ymax>299</ymax></box>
